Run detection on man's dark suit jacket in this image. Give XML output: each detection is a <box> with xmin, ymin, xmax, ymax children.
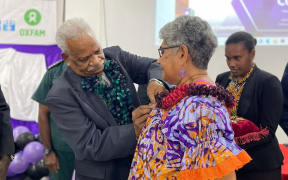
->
<box><xmin>45</xmin><ymin>46</ymin><xmax>160</xmax><ymax>180</ymax></box>
<box><xmin>280</xmin><ymin>63</ymin><xmax>288</xmax><ymax>136</ymax></box>
<box><xmin>0</xmin><ymin>86</ymin><xmax>14</xmax><ymax>156</ymax></box>
<box><xmin>216</xmin><ymin>66</ymin><xmax>284</xmax><ymax>173</ymax></box>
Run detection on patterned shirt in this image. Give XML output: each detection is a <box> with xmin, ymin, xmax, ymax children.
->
<box><xmin>129</xmin><ymin>93</ymin><xmax>251</xmax><ymax>179</ymax></box>
<box><xmin>226</xmin><ymin>64</ymin><xmax>255</xmax><ymax>121</ymax></box>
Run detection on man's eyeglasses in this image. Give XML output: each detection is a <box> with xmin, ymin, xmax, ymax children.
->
<box><xmin>158</xmin><ymin>45</ymin><xmax>180</xmax><ymax>57</ymax></box>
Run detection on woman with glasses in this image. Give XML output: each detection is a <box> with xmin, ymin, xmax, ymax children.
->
<box><xmin>129</xmin><ymin>16</ymin><xmax>251</xmax><ymax>180</ymax></box>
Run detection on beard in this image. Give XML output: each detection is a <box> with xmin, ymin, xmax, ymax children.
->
<box><xmin>100</xmin><ymin>72</ymin><xmax>111</xmax><ymax>87</ymax></box>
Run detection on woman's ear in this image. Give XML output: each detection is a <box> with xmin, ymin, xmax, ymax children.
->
<box><xmin>178</xmin><ymin>45</ymin><xmax>189</xmax><ymax>63</ymax></box>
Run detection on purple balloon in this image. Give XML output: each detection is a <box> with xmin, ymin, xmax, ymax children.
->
<box><xmin>9</xmin><ymin>151</ymin><xmax>29</xmax><ymax>174</ymax></box>
<box><xmin>13</xmin><ymin>126</ymin><xmax>30</xmax><ymax>141</ymax></box>
<box><xmin>7</xmin><ymin>165</ymin><xmax>16</xmax><ymax>177</ymax></box>
<box><xmin>22</xmin><ymin>141</ymin><xmax>44</xmax><ymax>163</ymax></box>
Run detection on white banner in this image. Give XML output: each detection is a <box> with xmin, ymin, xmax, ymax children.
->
<box><xmin>0</xmin><ymin>0</ymin><xmax>57</xmax><ymax>45</ymax></box>
<box><xmin>0</xmin><ymin>48</ymin><xmax>46</xmax><ymax>121</ymax></box>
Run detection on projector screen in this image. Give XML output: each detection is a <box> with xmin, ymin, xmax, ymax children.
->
<box><xmin>155</xmin><ymin>0</ymin><xmax>288</xmax><ymax>46</ymax></box>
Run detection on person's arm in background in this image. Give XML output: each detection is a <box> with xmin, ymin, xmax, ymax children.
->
<box><xmin>38</xmin><ymin>104</ymin><xmax>59</xmax><ymax>173</ymax></box>
<box><xmin>280</xmin><ymin>63</ymin><xmax>288</xmax><ymax>136</ymax></box>
<box><xmin>32</xmin><ymin>70</ymin><xmax>60</xmax><ymax>173</ymax></box>
<box><xmin>0</xmin><ymin>86</ymin><xmax>14</xmax><ymax>179</ymax></box>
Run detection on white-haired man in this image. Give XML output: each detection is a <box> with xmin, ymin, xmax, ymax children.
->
<box><xmin>45</xmin><ymin>18</ymin><xmax>166</xmax><ymax>180</ymax></box>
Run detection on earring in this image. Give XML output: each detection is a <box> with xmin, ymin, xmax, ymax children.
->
<box><xmin>180</xmin><ymin>69</ymin><xmax>185</xmax><ymax>78</ymax></box>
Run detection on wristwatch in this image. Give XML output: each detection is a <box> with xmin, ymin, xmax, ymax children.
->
<box><xmin>149</xmin><ymin>78</ymin><xmax>164</xmax><ymax>87</ymax></box>
<box><xmin>8</xmin><ymin>154</ymin><xmax>14</xmax><ymax>161</ymax></box>
<box><xmin>44</xmin><ymin>147</ymin><xmax>52</xmax><ymax>155</ymax></box>
<box><xmin>149</xmin><ymin>78</ymin><xmax>170</xmax><ymax>91</ymax></box>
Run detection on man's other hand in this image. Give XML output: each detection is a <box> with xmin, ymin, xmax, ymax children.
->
<box><xmin>132</xmin><ymin>104</ymin><xmax>155</xmax><ymax>137</ymax></box>
<box><xmin>44</xmin><ymin>151</ymin><xmax>60</xmax><ymax>173</ymax></box>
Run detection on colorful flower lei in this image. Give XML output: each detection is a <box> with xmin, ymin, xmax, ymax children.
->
<box><xmin>155</xmin><ymin>83</ymin><xmax>235</xmax><ymax>110</ymax></box>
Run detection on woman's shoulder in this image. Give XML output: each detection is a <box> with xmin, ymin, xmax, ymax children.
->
<box><xmin>175</xmin><ymin>96</ymin><xmax>230</xmax><ymax>124</ymax></box>
<box><xmin>181</xmin><ymin>95</ymin><xmax>226</xmax><ymax>110</ymax></box>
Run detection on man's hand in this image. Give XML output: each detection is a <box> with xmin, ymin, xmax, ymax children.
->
<box><xmin>0</xmin><ymin>155</ymin><xmax>11</xmax><ymax>179</ymax></box>
<box><xmin>44</xmin><ymin>151</ymin><xmax>60</xmax><ymax>173</ymax></box>
<box><xmin>147</xmin><ymin>80</ymin><xmax>168</xmax><ymax>104</ymax></box>
<box><xmin>132</xmin><ymin>104</ymin><xmax>155</xmax><ymax>137</ymax></box>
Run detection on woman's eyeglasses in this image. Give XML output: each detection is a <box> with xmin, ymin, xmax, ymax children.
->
<box><xmin>158</xmin><ymin>45</ymin><xmax>180</xmax><ymax>57</ymax></box>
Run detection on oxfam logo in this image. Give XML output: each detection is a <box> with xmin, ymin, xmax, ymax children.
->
<box><xmin>24</xmin><ymin>9</ymin><xmax>41</xmax><ymax>26</ymax></box>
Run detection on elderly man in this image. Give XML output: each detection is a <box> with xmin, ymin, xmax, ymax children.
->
<box><xmin>45</xmin><ymin>18</ymin><xmax>165</xmax><ymax>180</ymax></box>
<box><xmin>0</xmin><ymin>86</ymin><xmax>14</xmax><ymax>179</ymax></box>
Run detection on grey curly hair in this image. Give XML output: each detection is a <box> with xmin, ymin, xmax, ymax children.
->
<box><xmin>56</xmin><ymin>18</ymin><xmax>95</xmax><ymax>55</ymax></box>
<box><xmin>159</xmin><ymin>16</ymin><xmax>217</xmax><ymax>69</ymax></box>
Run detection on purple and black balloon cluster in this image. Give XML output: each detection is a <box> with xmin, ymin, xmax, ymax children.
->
<box><xmin>7</xmin><ymin>126</ymin><xmax>49</xmax><ymax>180</ymax></box>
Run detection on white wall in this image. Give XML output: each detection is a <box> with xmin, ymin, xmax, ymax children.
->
<box><xmin>65</xmin><ymin>0</ymin><xmax>106</xmax><ymax>46</ymax></box>
<box><xmin>104</xmin><ymin>0</ymin><xmax>157</xmax><ymax>57</ymax></box>
<box><xmin>65</xmin><ymin>0</ymin><xmax>288</xmax><ymax>143</ymax></box>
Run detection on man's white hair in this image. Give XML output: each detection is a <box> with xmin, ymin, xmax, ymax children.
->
<box><xmin>56</xmin><ymin>18</ymin><xmax>96</xmax><ymax>54</ymax></box>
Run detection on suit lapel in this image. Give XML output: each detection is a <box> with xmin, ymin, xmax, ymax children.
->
<box><xmin>66</xmin><ymin>68</ymin><xmax>117</xmax><ymax>126</ymax></box>
<box><xmin>84</xmin><ymin>90</ymin><xmax>117</xmax><ymax>126</ymax></box>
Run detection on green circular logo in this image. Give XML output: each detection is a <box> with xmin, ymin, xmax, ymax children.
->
<box><xmin>24</xmin><ymin>9</ymin><xmax>41</xmax><ymax>26</ymax></box>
